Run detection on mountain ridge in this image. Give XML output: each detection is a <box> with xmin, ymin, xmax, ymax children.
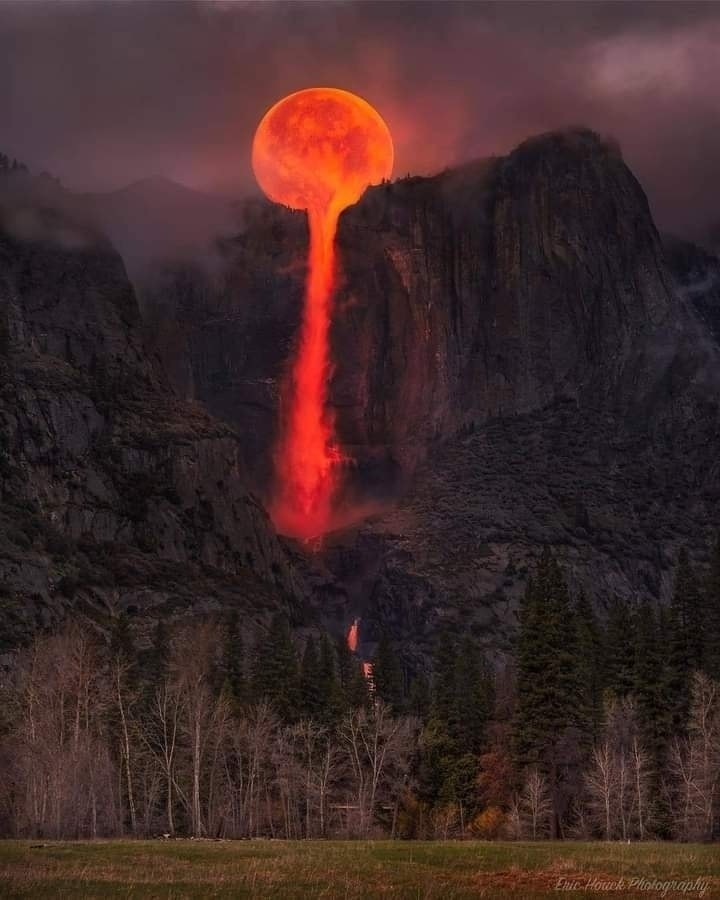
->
<box><xmin>1</xmin><ymin>128</ymin><xmax>719</xmax><ymax>662</ymax></box>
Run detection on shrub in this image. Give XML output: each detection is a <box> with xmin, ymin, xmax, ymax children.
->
<box><xmin>469</xmin><ymin>805</ymin><xmax>506</xmax><ymax>840</ymax></box>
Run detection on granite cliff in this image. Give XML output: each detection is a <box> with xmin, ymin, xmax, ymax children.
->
<box><xmin>2</xmin><ymin>129</ymin><xmax>720</xmax><ymax>666</ymax></box>
<box><xmin>137</xmin><ymin>129</ymin><xmax>720</xmax><ymax>660</ymax></box>
<box><xmin>0</xmin><ymin>197</ymin><xmax>299</xmax><ymax>648</ymax></box>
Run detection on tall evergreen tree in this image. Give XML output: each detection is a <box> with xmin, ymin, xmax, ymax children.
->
<box><xmin>604</xmin><ymin>596</ymin><xmax>635</xmax><ymax>699</ymax></box>
<box><xmin>513</xmin><ymin>550</ymin><xmax>583</xmax><ymax>837</ymax></box>
<box><xmin>140</xmin><ymin>618</ymin><xmax>170</xmax><ymax>707</ymax></box>
<box><xmin>431</xmin><ymin>629</ymin><xmax>458</xmax><ymax>725</ymax></box>
<box><xmin>662</xmin><ymin>603</ymin><xmax>690</xmax><ymax>737</ymax></box>
<box><xmin>110</xmin><ymin>612</ymin><xmax>134</xmax><ymax>665</ymax></box>
<box><xmin>317</xmin><ymin>631</ymin><xmax>344</xmax><ymax>725</ymax></box>
<box><xmin>252</xmin><ymin>614</ymin><xmax>300</xmax><ymax>722</ymax></box>
<box><xmin>703</xmin><ymin>534</ymin><xmax>720</xmax><ymax>681</ymax></box>
<box><xmin>408</xmin><ymin>672</ymin><xmax>431</xmax><ymax>721</ymax></box>
<box><xmin>633</xmin><ymin>600</ymin><xmax>671</xmax><ymax>765</ymax></box>
<box><xmin>109</xmin><ymin>612</ymin><xmax>137</xmax><ymax>691</ymax></box>
<box><xmin>513</xmin><ymin>572</ymin><xmax>544</xmax><ymax>766</ymax></box>
<box><xmin>222</xmin><ymin>610</ymin><xmax>246</xmax><ymax>707</ymax></box>
<box><xmin>672</xmin><ymin>548</ymin><xmax>704</xmax><ymax>672</ymax></box>
<box><xmin>451</xmin><ymin>635</ymin><xmax>494</xmax><ymax>754</ymax></box>
<box><xmin>633</xmin><ymin>598</ymin><xmax>674</xmax><ymax>835</ymax></box>
<box><xmin>300</xmin><ymin>636</ymin><xmax>323</xmax><ymax>720</ymax></box>
<box><xmin>574</xmin><ymin>592</ymin><xmax>604</xmax><ymax>741</ymax></box>
<box><xmin>335</xmin><ymin>635</ymin><xmax>369</xmax><ymax>711</ymax></box>
<box><xmin>514</xmin><ymin>552</ymin><xmax>581</xmax><ymax>763</ymax></box>
<box><xmin>372</xmin><ymin>633</ymin><xmax>404</xmax><ymax>711</ymax></box>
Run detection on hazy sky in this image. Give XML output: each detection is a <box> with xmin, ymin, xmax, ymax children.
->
<box><xmin>2</xmin><ymin>1</ymin><xmax>719</xmax><ymax>236</ymax></box>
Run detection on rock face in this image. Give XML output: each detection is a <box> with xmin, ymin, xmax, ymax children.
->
<box><xmin>664</xmin><ymin>234</ymin><xmax>720</xmax><ymax>348</ymax></box>
<box><xmin>0</xmin><ymin>198</ymin><xmax>299</xmax><ymax>647</ymax></box>
<box><xmin>330</xmin><ymin>130</ymin><xmax>676</xmax><ymax>473</ymax></box>
<box><xmin>136</xmin><ymin>129</ymin><xmax>720</xmax><ymax>661</ymax></box>
<box><xmin>4</xmin><ymin>128</ymin><xmax>720</xmax><ymax>665</ymax></box>
<box><xmin>142</xmin><ymin>131</ymin><xmax>704</xmax><ymax>484</ymax></box>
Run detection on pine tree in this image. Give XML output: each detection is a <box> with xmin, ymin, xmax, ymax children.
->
<box><xmin>335</xmin><ymin>634</ymin><xmax>354</xmax><ymax>693</ymax></box>
<box><xmin>513</xmin><ymin>572</ymin><xmax>545</xmax><ymax>766</ymax></box>
<box><xmin>372</xmin><ymin>633</ymin><xmax>404</xmax><ymax>711</ymax></box>
<box><xmin>544</xmin><ymin>555</ymin><xmax>582</xmax><ymax>735</ymax></box>
<box><xmin>418</xmin><ymin>633</ymin><xmax>462</xmax><ymax>808</ymax></box>
<box><xmin>574</xmin><ymin>592</ymin><xmax>604</xmax><ymax>741</ymax></box>
<box><xmin>633</xmin><ymin>600</ymin><xmax>670</xmax><ymax>767</ymax></box>
<box><xmin>663</xmin><ymin>603</ymin><xmax>690</xmax><ymax>736</ymax></box>
<box><xmin>513</xmin><ymin>551</ymin><xmax>581</xmax><ymax>764</ymax></box>
<box><xmin>604</xmin><ymin>596</ymin><xmax>635</xmax><ymax>698</ymax></box>
<box><xmin>408</xmin><ymin>672</ymin><xmax>431</xmax><ymax>721</ymax></box>
<box><xmin>222</xmin><ymin>610</ymin><xmax>246</xmax><ymax>707</ymax></box>
<box><xmin>633</xmin><ymin>599</ymin><xmax>673</xmax><ymax>836</ymax></box>
<box><xmin>512</xmin><ymin>550</ymin><xmax>583</xmax><ymax>838</ymax></box>
<box><xmin>317</xmin><ymin>631</ymin><xmax>344</xmax><ymax>726</ymax></box>
<box><xmin>451</xmin><ymin>636</ymin><xmax>493</xmax><ymax>754</ymax></box>
<box><xmin>110</xmin><ymin>613</ymin><xmax>137</xmax><ymax>688</ymax></box>
<box><xmin>140</xmin><ymin>618</ymin><xmax>170</xmax><ymax>707</ymax></box>
<box><xmin>252</xmin><ymin>614</ymin><xmax>300</xmax><ymax>722</ymax></box>
<box><xmin>110</xmin><ymin>612</ymin><xmax>134</xmax><ymax>664</ymax></box>
<box><xmin>419</xmin><ymin>634</ymin><xmax>494</xmax><ymax>816</ymax></box>
<box><xmin>346</xmin><ymin>662</ymin><xmax>370</xmax><ymax>710</ymax></box>
<box><xmin>703</xmin><ymin>535</ymin><xmax>720</xmax><ymax>681</ymax></box>
<box><xmin>300</xmin><ymin>636</ymin><xmax>322</xmax><ymax>720</ymax></box>
<box><xmin>335</xmin><ymin>635</ymin><xmax>369</xmax><ymax>711</ymax></box>
<box><xmin>431</xmin><ymin>629</ymin><xmax>458</xmax><ymax>725</ymax></box>
<box><xmin>672</xmin><ymin>548</ymin><xmax>704</xmax><ymax>672</ymax></box>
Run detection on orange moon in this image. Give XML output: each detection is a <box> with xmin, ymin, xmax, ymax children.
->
<box><xmin>251</xmin><ymin>87</ymin><xmax>394</xmax><ymax>219</ymax></box>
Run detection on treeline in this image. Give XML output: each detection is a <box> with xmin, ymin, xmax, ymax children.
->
<box><xmin>510</xmin><ymin>545</ymin><xmax>720</xmax><ymax>841</ymax></box>
<box><xmin>0</xmin><ymin>153</ymin><xmax>27</xmax><ymax>175</ymax></box>
<box><xmin>0</xmin><ymin>541</ymin><xmax>719</xmax><ymax>841</ymax></box>
<box><xmin>0</xmin><ymin>615</ymin><xmax>415</xmax><ymax>840</ymax></box>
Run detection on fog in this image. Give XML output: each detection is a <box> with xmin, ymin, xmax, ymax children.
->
<box><xmin>2</xmin><ymin>1</ymin><xmax>719</xmax><ymax>238</ymax></box>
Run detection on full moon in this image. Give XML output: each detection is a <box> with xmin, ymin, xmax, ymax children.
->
<box><xmin>252</xmin><ymin>87</ymin><xmax>394</xmax><ymax>220</ymax></box>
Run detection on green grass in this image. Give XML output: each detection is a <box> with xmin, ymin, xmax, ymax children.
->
<box><xmin>0</xmin><ymin>839</ymin><xmax>718</xmax><ymax>898</ymax></box>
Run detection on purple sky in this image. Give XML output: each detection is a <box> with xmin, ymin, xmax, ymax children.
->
<box><xmin>2</xmin><ymin>1</ymin><xmax>719</xmax><ymax>237</ymax></box>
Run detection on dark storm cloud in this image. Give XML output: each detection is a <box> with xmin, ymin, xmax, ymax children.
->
<box><xmin>1</xmin><ymin>1</ymin><xmax>719</xmax><ymax>236</ymax></box>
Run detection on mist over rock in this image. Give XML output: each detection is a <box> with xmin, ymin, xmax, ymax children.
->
<box><xmin>80</xmin><ymin>176</ymin><xmax>236</xmax><ymax>284</ymax></box>
<box><xmin>664</xmin><ymin>234</ymin><xmax>720</xmax><ymax>348</ymax></box>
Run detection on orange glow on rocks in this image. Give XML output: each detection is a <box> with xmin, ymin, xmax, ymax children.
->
<box><xmin>347</xmin><ymin>618</ymin><xmax>359</xmax><ymax>653</ymax></box>
<box><xmin>252</xmin><ymin>88</ymin><xmax>393</xmax><ymax>540</ymax></box>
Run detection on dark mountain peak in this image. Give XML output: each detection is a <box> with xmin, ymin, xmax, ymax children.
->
<box><xmin>93</xmin><ymin>174</ymin><xmax>217</xmax><ymax>206</ymax></box>
<box><xmin>507</xmin><ymin>127</ymin><xmax>622</xmax><ymax>167</ymax></box>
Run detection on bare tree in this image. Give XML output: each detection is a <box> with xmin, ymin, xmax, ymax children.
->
<box><xmin>142</xmin><ymin>676</ymin><xmax>186</xmax><ymax>835</ymax></box>
<box><xmin>112</xmin><ymin>657</ymin><xmax>138</xmax><ymax>835</ymax></box>
<box><xmin>340</xmin><ymin>702</ymin><xmax>417</xmax><ymax>836</ymax></box>
<box><xmin>0</xmin><ymin>627</ymin><xmax>117</xmax><ymax>839</ymax></box>
<box><xmin>585</xmin><ymin>741</ymin><xmax>614</xmax><ymax>840</ymax></box>
<box><xmin>519</xmin><ymin>768</ymin><xmax>552</xmax><ymax>839</ymax></box>
<box><xmin>228</xmin><ymin>701</ymin><xmax>278</xmax><ymax>837</ymax></box>
<box><xmin>583</xmin><ymin>696</ymin><xmax>651</xmax><ymax>841</ymax></box>
<box><xmin>667</xmin><ymin>673</ymin><xmax>720</xmax><ymax>841</ymax></box>
<box><xmin>170</xmin><ymin>623</ymin><xmax>221</xmax><ymax>837</ymax></box>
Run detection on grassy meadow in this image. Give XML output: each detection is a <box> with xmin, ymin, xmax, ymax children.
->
<box><xmin>0</xmin><ymin>839</ymin><xmax>718</xmax><ymax>899</ymax></box>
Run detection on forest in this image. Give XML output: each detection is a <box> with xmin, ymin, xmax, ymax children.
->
<box><xmin>1</xmin><ymin>542</ymin><xmax>719</xmax><ymax>843</ymax></box>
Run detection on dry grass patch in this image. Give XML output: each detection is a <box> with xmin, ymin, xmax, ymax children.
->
<box><xmin>0</xmin><ymin>840</ymin><xmax>718</xmax><ymax>899</ymax></box>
